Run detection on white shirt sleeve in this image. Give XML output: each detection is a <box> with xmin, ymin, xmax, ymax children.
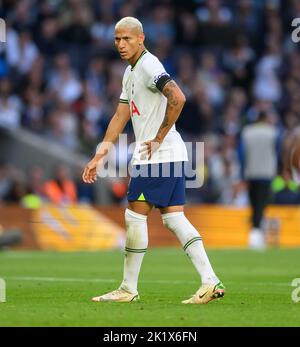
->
<box><xmin>119</xmin><ymin>68</ymin><xmax>129</xmax><ymax>103</ymax></box>
<box><xmin>141</xmin><ymin>56</ymin><xmax>170</xmax><ymax>91</ymax></box>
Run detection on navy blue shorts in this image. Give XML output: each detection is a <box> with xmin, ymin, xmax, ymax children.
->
<box><xmin>127</xmin><ymin>162</ymin><xmax>186</xmax><ymax>208</ymax></box>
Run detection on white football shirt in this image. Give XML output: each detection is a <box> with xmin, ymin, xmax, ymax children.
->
<box><xmin>120</xmin><ymin>50</ymin><xmax>188</xmax><ymax>165</ymax></box>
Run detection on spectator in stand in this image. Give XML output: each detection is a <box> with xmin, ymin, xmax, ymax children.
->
<box><xmin>22</xmin><ymin>88</ymin><xmax>45</xmax><ymax>133</ymax></box>
<box><xmin>253</xmin><ymin>39</ymin><xmax>282</xmax><ymax>103</ymax></box>
<box><xmin>239</xmin><ymin>111</ymin><xmax>280</xmax><ymax>250</ymax></box>
<box><xmin>48</xmin><ymin>53</ymin><xmax>82</xmax><ymax>104</ymax></box>
<box><xmin>85</xmin><ymin>55</ymin><xmax>107</xmax><ymax>96</ymax></box>
<box><xmin>222</xmin><ymin>35</ymin><xmax>255</xmax><ymax>90</ymax></box>
<box><xmin>196</xmin><ymin>0</ymin><xmax>233</xmax><ymax>24</ymax></box>
<box><xmin>91</xmin><ymin>12</ymin><xmax>115</xmax><ymax>49</ymax></box>
<box><xmin>45</xmin><ymin>101</ymin><xmax>79</xmax><ymax>150</ymax></box>
<box><xmin>27</xmin><ymin>165</ymin><xmax>45</xmax><ymax>199</ymax></box>
<box><xmin>175</xmin><ymin>11</ymin><xmax>199</xmax><ymax>48</ymax></box>
<box><xmin>4</xmin><ymin>179</ymin><xmax>26</xmax><ymax>204</ymax></box>
<box><xmin>143</xmin><ymin>4</ymin><xmax>175</xmax><ymax>47</ymax></box>
<box><xmin>0</xmin><ymin>78</ymin><xmax>22</xmax><ymax>129</ymax></box>
<box><xmin>15</xmin><ymin>30</ymin><xmax>39</xmax><ymax>75</ymax></box>
<box><xmin>44</xmin><ymin>164</ymin><xmax>77</xmax><ymax>205</ymax></box>
<box><xmin>35</xmin><ymin>15</ymin><xmax>62</xmax><ymax>59</ymax></box>
<box><xmin>197</xmin><ymin>52</ymin><xmax>227</xmax><ymax>108</ymax></box>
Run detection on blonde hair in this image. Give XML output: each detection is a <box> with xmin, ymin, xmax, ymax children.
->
<box><xmin>115</xmin><ymin>17</ymin><xmax>143</xmax><ymax>33</ymax></box>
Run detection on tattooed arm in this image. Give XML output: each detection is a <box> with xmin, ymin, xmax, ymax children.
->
<box><xmin>140</xmin><ymin>80</ymin><xmax>186</xmax><ymax>159</ymax></box>
<box><xmin>156</xmin><ymin>80</ymin><xmax>186</xmax><ymax>144</ymax></box>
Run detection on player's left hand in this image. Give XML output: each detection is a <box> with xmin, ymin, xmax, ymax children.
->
<box><xmin>139</xmin><ymin>138</ymin><xmax>161</xmax><ymax>160</ymax></box>
<box><xmin>82</xmin><ymin>157</ymin><xmax>100</xmax><ymax>184</ymax></box>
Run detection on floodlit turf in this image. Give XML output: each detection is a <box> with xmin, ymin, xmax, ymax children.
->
<box><xmin>0</xmin><ymin>248</ymin><xmax>299</xmax><ymax>327</ymax></box>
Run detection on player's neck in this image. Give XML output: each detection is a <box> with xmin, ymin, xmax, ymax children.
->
<box><xmin>128</xmin><ymin>46</ymin><xmax>146</xmax><ymax>67</ymax></box>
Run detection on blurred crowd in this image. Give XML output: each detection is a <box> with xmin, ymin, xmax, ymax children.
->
<box><xmin>1</xmin><ymin>0</ymin><xmax>300</xmax><ymax>206</ymax></box>
<box><xmin>0</xmin><ymin>161</ymin><xmax>97</xmax><ymax>206</ymax></box>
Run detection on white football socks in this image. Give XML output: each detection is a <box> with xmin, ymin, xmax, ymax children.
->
<box><xmin>120</xmin><ymin>208</ymin><xmax>148</xmax><ymax>294</ymax></box>
<box><xmin>162</xmin><ymin>212</ymin><xmax>219</xmax><ymax>285</ymax></box>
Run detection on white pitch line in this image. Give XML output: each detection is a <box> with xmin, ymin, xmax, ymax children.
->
<box><xmin>2</xmin><ymin>276</ymin><xmax>290</xmax><ymax>286</ymax></box>
<box><xmin>5</xmin><ymin>276</ymin><xmax>116</xmax><ymax>283</ymax></box>
<box><xmin>3</xmin><ymin>276</ymin><xmax>197</xmax><ymax>285</ymax></box>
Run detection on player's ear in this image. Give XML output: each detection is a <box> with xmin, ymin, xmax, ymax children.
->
<box><xmin>139</xmin><ymin>33</ymin><xmax>145</xmax><ymax>45</ymax></box>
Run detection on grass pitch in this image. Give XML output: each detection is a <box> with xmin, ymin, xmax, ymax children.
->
<box><xmin>0</xmin><ymin>248</ymin><xmax>299</xmax><ymax>327</ymax></box>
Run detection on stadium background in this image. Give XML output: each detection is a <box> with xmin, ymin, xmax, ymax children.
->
<box><xmin>0</xmin><ymin>0</ymin><xmax>300</xmax><ymax>327</ymax></box>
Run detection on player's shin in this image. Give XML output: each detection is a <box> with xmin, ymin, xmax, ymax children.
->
<box><xmin>120</xmin><ymin>208</ymin><xmax>148</xmax><ymax>294</ymax></box>
<box><xmin>162</xmin><ymin>212</ymin><xmax>219</xmax><ymax>285</ymax></box>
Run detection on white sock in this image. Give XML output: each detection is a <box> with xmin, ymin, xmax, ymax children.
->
<box><xmin>120</xmin><ymin>208</ymin><xmax>148</xmax><ymax>294</ymax></box>
<box><xmin>162</xmin><ymin>212</ymin><xmax>219</xmax><ymax>285</ymax></box>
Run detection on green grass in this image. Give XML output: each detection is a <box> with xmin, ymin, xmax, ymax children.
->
<box><xmin>0</xmin><ymin>248</ymin><xmax>299</xmax><ymax>327</ymax></box>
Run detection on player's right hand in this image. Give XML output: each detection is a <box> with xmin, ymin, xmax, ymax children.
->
<box><xmin>82</xmin><ymin>157</ymin><xmax>99</xmax><ymax>184</ymax></box>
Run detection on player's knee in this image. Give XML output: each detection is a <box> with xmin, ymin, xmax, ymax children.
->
<box><xmin>124</xmin><ymin>209</ymin><xmax>148</xmax><ymax>249</ymax></box>
<box><xmin>163</xmin><ymin>219</ymin><xmax>176</xmax><ymax>234</ymax></box>
<box><xmin>162</xmin><ymin>212</ymin><xmax>184</xmax><ymax>231</ymax></box>
<box><xmin>125</xmin><ymin>208</ymin><xmax>148</xmax><ymax>223</ymax></box>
